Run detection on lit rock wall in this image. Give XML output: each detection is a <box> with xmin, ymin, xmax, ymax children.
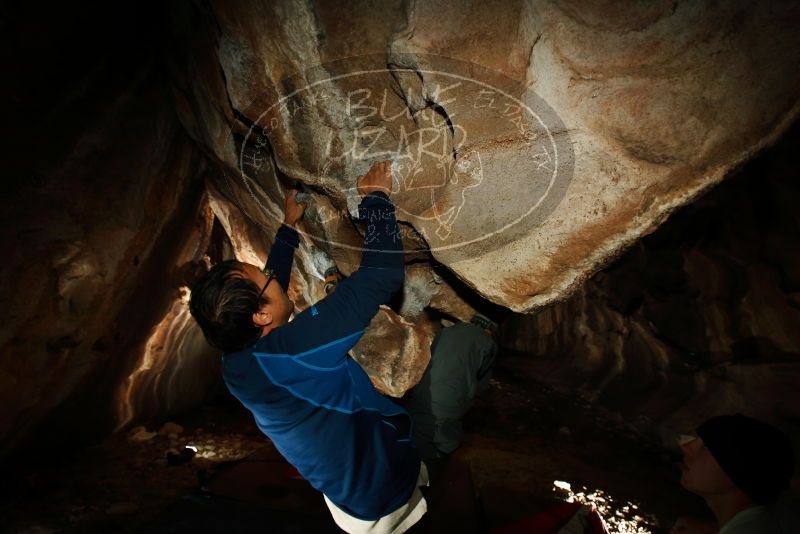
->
<box><xmin>499</xmin><ymin>125</ymin><xmax>800</xmax><ymax>445</ymax></box>
<box><xmin>2</xmin><ymin>0</ymin><xmax>800</xmax><ymax>459</ymax></box>
<box><xmin>164</xmin><ymin>0</ymin><xmax>800</xmax><ymax>401</ymax></box>
<box><xmin>0</xmin><ymin>5</ymin><xmax>220</xmax><ymax>456</ymax></box>
<box><xmin>166</xmin><ymin>0</ymin><xmax>800</xmax><ymax>313</ymax></box>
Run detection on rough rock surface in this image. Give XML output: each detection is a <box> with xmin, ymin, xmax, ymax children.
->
<box><xmin>2</xmin><ymin>1</ymin><xmax>800</xmax><ymax>458</ymax></box>
<box><xmin>164</xmin><ymin>0</ymin><xmax>800</xmax><ymax>400</ymax></box>
<box><xmin>499</xmin><ymin>126</ymin><xmax>800</xmax><ymax>444</ymax></box>
<box><xmin>0</xmin><ymin>5</ymin><xmax>221</xmax><ymax>455</ymax></box>
<box><xmin>168</xmin><ymin>0</ymin><xmax>800</xmax><ymax>313</ymax></box>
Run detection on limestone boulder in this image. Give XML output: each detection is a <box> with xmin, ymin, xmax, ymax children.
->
<box><xmin>167</xmin><ymin>0</ymin><xmax>800</xmax><ymax>313</ymax></box>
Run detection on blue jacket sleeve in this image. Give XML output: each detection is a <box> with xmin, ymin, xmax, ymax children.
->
<box><xmin>260</xmin><ymin>191</ymin><xmax>404</xmax><ymax>356</ymax></box>
<box><xmin>265</xmin><ymin>223</ymin><xmax>299</xmax><ymax>291</ymax></box>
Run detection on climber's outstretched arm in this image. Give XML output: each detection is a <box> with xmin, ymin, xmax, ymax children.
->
<box><xmin>263</xmin><ymin>190</ymin><xmax>305</xmax><ymax>291</ymax></box>
<box><xmin>257</xmin><ymin>161</ymin><xmax>404</xmax><ymax>357</ymax></box>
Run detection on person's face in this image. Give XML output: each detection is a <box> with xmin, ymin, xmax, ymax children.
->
<box><xmin>231</xmin><ymin>262</ymin><xmax>294</xmax><ymax>331</ymax></box>
<box><xmin>678</xmin><ymin>434</ymin><xmax>737</xmax><ymax>497</ymax></box>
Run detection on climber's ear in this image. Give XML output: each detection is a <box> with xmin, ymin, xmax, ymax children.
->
<box><xmin>253</xmin><ymin>308</ymin><xmax>273</xmax><ymax>328</ymax></box>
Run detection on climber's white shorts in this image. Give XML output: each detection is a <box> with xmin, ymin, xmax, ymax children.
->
<box><xmin>322</xmin><ymin>461</ymin><xmax>430</xmax><ymax>534</ymax></box>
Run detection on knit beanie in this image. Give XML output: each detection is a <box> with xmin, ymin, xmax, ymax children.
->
<box><xmin>696</xmin><ymin>413</ymin><xmax>795</xmax><ymax>504</ymax></box>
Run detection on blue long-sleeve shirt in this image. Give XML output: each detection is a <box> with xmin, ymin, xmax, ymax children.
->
<box><xmin>221</xmin><ymin>191</ymin><xmax>419</xmax><ymax>520</ymax></box>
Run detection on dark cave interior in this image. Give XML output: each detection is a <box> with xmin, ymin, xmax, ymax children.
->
<box><xmin>1</xmin><ymin>2</ymin><xmax>799</xmax><ymax>533</ymax></box>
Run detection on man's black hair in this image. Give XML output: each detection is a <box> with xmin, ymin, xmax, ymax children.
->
<box><xmin>188</xmin><ymin>259</ymin><xmax>268</xmax><ymax>353</ymax></box>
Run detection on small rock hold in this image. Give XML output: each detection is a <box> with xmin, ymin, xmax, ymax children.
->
<box><xmin>158</xmin><ymin>422</ymin><xmax>184</xmax><ymax>436</ymax></box>
<box><xmin>128</xmin><ymin>427</ymin><xmax>156</xmax><ymax>442</ymax></box>
<box><xmin>127</xmin><ymin>425</ymin><xmax>146</xmax><ymax>437</ymax></box>
<box><xmin>558</xmin><ymin>426</ymin><xmax>571</xmax><ymax>437</ymax></box>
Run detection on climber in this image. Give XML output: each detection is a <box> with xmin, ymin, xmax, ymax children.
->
<box><xmin>671</xmin><ymin>413</ymin><xmax>799</xmax><ymax>533</ymax></box>
<box><xmin>318</xmin><ymin>268</ymin><xmax>505</xmax><ymax>478</ymax></box>
<box><xmin>311</xmin><ymin>247</ymin><xmax>505</xmax><ymax>476</ymax></box>
<box><xmin>189</xmin><ymin>160</ymin><xmax>429</xmax><ymax>534</ymax></box>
